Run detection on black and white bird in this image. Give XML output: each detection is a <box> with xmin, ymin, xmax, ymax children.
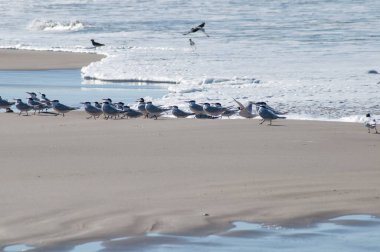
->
<box><xmin>91</xmin><ymin>39</ymin><xmax>105</xmax><ymax>48</ymax></box>
<box><xmin>183</xmin><ymin>22</ymin><xmax>209</xmax><ymax>37</ymax></box>
<box><xmin>364</xmin><ymin>113</ymin><xmax>378</xmax><ymax>134</ymax></box>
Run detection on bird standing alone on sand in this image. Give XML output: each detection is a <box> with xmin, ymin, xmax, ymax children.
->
<box><xmin>364</xmin><ymin>113</ymin><xmax>378</xmax><ymax>133</ymax></box>
<box><xmin>91</xmin><ymin>39</ymin><xmax>105</xmax><ymax>48</ymax></box>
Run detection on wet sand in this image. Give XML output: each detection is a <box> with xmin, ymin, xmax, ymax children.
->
<box><xmin>0</xmin><ymin>112</ymin><xmax>379</xmax><ymax>249</ymax></box>
<box><xmin>0</xmin><ymin>49</ymin><xmax>105</xmax><ymax>70</ymax></box>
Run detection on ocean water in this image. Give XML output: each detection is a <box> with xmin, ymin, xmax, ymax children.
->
<box><xmin>3</xmin><ymin>215</ymin><xmax>380</xmax><ymax>252</ymax></box>
<box><xmin>0</xmin><ymin>70</ymin><xmax>166</xmax><ymax>107</ymax></box>
<box><xmin>1</xmin><ymin>0</ymin><xmax>380</xmax><ymax>121</ymax></box>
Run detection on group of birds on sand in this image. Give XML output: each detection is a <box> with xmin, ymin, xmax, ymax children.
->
<box><xmin>0</xmin><ymin>93</ymin><xmax>287</xmax><ymax>125</ymax></box>
<box><xmin>91</xmin><ymin>22</ymin><xmax>208</xmax><ymax>50</ymax></box>
<box><xmin>1</xmin><ymin>93</ymin><xmax>378</xmax><ymax>131</ymax></box>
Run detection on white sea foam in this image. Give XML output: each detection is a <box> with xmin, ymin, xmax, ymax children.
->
<box><xmin>28</xmin><ymin>19</ymin><xmax>86</xmax><ymax>32</ymax></box>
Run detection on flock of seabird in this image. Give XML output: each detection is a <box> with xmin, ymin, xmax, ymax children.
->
<box><xmin>0</xmin><ymin>93</ymin><xmax>289</xmax><ymax>125</ymax></box>
<box><xmin>91</xmin><ymin>22</ymin><xmax>209</xmax><ymax>49</ymax></box>
<box><xmin>1</xmin><ymin>94</ymin><xmax>378</xmax><ymax>131</ymax></box>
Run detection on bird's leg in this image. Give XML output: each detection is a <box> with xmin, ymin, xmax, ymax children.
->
<box><xmin>154</xmin><ymin>115</ymin><xmax>158</xmax><ymax>120</ymax></box>
<box><xmin>19</xmin><ymin>111</ymin><xmax>21</xmax><ymax>116</ymax></box>
<box><xmin>368</xmin><ymin>128</ymin><xmax>370</xmax><ymax>133</ymax></box>
<box><xmin>259</xmin><ymin>119</ymin><xmax>265</xmax><ymax>125</ymax></box>
<box><xmin>375</xmin><ymin>127</ymin><xmax>378</xmax><ymax>134</ymax></box>
<box><xmin>62</xmin><ymin>113</ymin><xmax>65</xmax><ymax>117</ymax></box>
<box><xmin>269</xmin><ymin>120</ymin><xmax>272</xmax><ymax>126</ymax></box>
<box><xmin>86</xmin><ymin>116</ymin><xmax>92</xmax><ymax>119</ymax></box>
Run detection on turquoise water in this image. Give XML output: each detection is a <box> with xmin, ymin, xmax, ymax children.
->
<box><xmin>3</xmin><ymin>215</ymin><xmax>380</xmax><ymax>252</ymax></box>
<box><xmin>0</xmin><ymin>70</ymin><xmax>167</xmax><ymax>107</ymax></box>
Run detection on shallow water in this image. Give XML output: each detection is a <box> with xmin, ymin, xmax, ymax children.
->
<box><xmin>1</xmin><ymin>1</ymin><xmax>380</xmax><ymax>120</ymax></box>
<box><xmin>0</xmin><ymin>70</ymin><xmax>167</xmax><ymax>107</ymax></box>
<box><xmin>3</xmin><ymin>215</ymin><xmax>380</xmax><ymax>252</ymax></box>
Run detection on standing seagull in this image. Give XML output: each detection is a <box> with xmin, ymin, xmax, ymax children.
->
<box><xmin>171</xmin><ymin>106</ymin><xmax>194</xmax><ymax>118</ymax></box>
<box><xmin>91</xmin><ymin>39</ymin><xmax>105</xmax><ymax>48</ymax></box>
<box><xmin>257</xmin><ymin>105</ymin><xmax>286</xmax><ymax>126</ymax></box>
<box><xmin>51</xmin><ymin>100</ymin><xmax>78</xmax><ymax>117</ymax></box>
<box><xmin>183</xmin><ymin>22</ymin><xmax>209</xmax><ymax>37</ymax></box>
<box><xmin>14</xmin><ymin>99</ymin><xmax>33</xmax><ymax>116</ymax></box>
<box><xmin>233</xmin><ymin>99</ymin><xmax>256</xmax><ymax>119</ymax></box>
<box><xmin>145</xmin><ymin>101</ymin><xmax>170</xmax><ymax>120</ymax></box>
<box><xmin>0</xmin><ymin>96</ymin><xmax>15</xmax><ymax>110</ymax></box>
<box><xmin>82</xmin><ymin>102</ymin><xmax>103</xmax><ymax>119</ymax></box>
<box><xmin>364</xmin><ymin>113</ymin><xmax>378</xmax><ymax>133</ymax></box>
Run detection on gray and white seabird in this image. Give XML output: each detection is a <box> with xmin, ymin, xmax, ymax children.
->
<box><xmin>187</xmin><ymin>100</ymin><xmax>204</xmax><ymax>115</ymax></box>
<box><xmin>82</xmin><ymin>102</ymin><xmax>103</xmax><ymax>119</ymax></box>
<box><xmin>14</xmin><ymin>99</ymin><xmax>33</xmax><ymax>116</ymax></box>
<box><xmin>171</xmin><ymin>106</ymin><xmax>194</xmax><ymax>118</ymax></box>
<box><xmin>51</xmin><ymin>100</ymin><xmax>78</xmax><ymax>116</ymax></box>
<box><xmin>137</xmin><ymin>98</ymin><xmax>149</xmax><ymax>118</ymax></box>
<box><xmin>145</xmin><ymin>101</ymin><xmax>170</xmax><ymax>119</ymax></box>
<box><xmin>257</xmin><ymin>105</ymin><xmax>286</xmax><ymax>125</ymax></box>
<box><xmin>0</xmin><ymin>96</ymin><xmax>15</xmax><ymax>110</ymax></box>
<box><xmin>123</xmin><ymin>105</ymin><xmax>144</xmax><ymax>119</ymax></box>
<box><xmin>27</xmin><ymin>98</ymin><xmax>48</xmax><ymax>115</ymax></box>
<box><xmin>101</xmin><ymin>101</ymin><xmax>121</xmax><ymax>119</ymax></box>
<box><xmin>254</xmin><ymin>102</ymin><xmax>286</xmax><ymax>115</ymax></box>
<box><xmin>233</xmin><ymin>99</ymin><xmax>256</xmax><ymax>119</ymax></box>
<box><xmin>202</xmin><ymin>102</ymin><xmax>227</xmax><ymax>117</ymax></box>
<box><xmin>214</xmin><ymin>103</ymin><xmax>236</xmax><ymax>118</ymax></box>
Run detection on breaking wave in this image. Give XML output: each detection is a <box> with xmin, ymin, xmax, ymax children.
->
<box><xmin>28</xmin><ymin>19</ymin><xmax>86</xmax><ymax>32</ymax></box>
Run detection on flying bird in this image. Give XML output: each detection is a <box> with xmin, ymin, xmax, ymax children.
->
<box><xmin>183</xmin><ymin>22</ymin><xmax>209</xmax><ymax>37</ymax></box>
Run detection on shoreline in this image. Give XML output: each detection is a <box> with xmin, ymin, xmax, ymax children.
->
<box><xmin>0</xmin><ymin>49</ymin><xmax>105</xmax><ymax>70</ymax></box>
<box><xmin>0</xmin><ymin>112</ymin><xmax>379</xmax><ymax>249</ymax></box>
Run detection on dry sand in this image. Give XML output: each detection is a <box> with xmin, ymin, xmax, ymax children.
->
<box><xmin>0</xmin><ymin>49</ymin><xmax>105</xmax><ymax>70</ymax></box>
<box><xmin>0</xmin><ymin>112</ymin><xmax>379</xmax><ymax>249</ymax></box>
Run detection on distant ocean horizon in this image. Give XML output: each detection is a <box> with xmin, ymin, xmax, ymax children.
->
<box><xmin>1</xmin><ymin>0</ymin><xmax>380</xmax><ymax>121</ymax></box>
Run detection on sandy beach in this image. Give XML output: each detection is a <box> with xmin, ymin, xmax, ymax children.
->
<box><xmin>0</xmin><ymin>112</ymin><xmax>379</xmax><ymax>249</ymax></box>
<box><xmin>0</xmin><ymin>49</ymin><xmax>104</xmax><ymax>70</ymax></box>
